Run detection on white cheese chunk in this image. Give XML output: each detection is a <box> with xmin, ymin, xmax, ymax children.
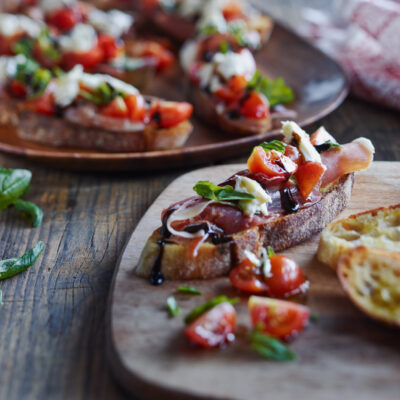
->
<box><xmin>0</xmin><ymin>14</ymin><xmax>42</xmax><ymax>38</ymax></box>
<box><xmin>281</xmin><ymin>121</ymin><xmax>322</xmax><ymax>163</ymax></box>
<box><xmin>178</xmin><ymin>0</ymin><xmax>204</xmax><ymax>17</ymax></box>
<box><xmin>0</xmin><ymin>55</ymin><xmax>27</xmax><ymax>82</ymax></box>
<box><xmin>179</xmin><ymin>40</ymin><xmax>198</xmax><ymax>72</ymax></box>
<box><xmin>40</xmin><ymin>0</ymin><xmax>76</xmax><ymax>12</ymax></box>
<box><xmin>80</xmin><ymin>72</ymin><xmax>139</xmax><ymax>95</ymax></box>
<box><xmin>59</xmin><ymin>24</ymin><xmax>97</xmax><ymax>53</ymax></box>
<box><xmin>88</xmin><ymin>9</ymin><xmax>134</xmax><ymax>38</ymax></box>
<box><xmin>197</xmin><ymin>8</ymin><xmax>227</xmax><ymax>33</ymax></box>
<box><xmin>235</xmin><ymin>175</ymin><xmax>272</xmax><ymax>217</ymax></box>
<box><xmin>213</xmin><ymin>49</ymin><xmax>256</xmax><ymax>81</ymax></box>
<box><xmin>197</xmin><ymin>63</ymin><xmax>214</xmax><ymax>88</ymax></box>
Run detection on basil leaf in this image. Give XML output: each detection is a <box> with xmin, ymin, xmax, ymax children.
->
<box><xmin>259</xmin><ymin>140</ymin><xmax>286</xmax><ymax>153</ymax></box>
<box><xmin>248</xmin><ymin>71</ymin><xmax>294</xmax><ymax>107</ymax></box>
<box><xmin>193</xmin><ymin>181</ymin><xmax>255</xmax><ymax>202</ymax></box>
<box><xmin>15</xmin><ymin>58</ymin><xmax>40</xmax><ymax>84</ymax></box>
<box><xmin>199</xmin><ymin>25</ymin><xmax>220</xmax><ymax>36</ymax></box>
<box><xmin>249</xmin><ymin>330</ymin><xmax>297</xmax><ymax>361</ymax></box>
<box><xmin>219</xmin><ymin>41</ymin><xmax>229</xmax><ymax>54</ymax></box>
<box><xmin>0</xmin><ymin>241</ymin><xmax>45</xmax><ymax>280</ymax></box>
<box><xmin>167</xmin><ymin>296</ymin><xmax>181</xmax><ymax>317</ymax></box>
<box><xmin>13</xmin><ymin>199</ymin><xmax>43</xmax><ymax>228</ymax></box>
<box><xmin>30</xmin><ymin>68</ymin><xmax>52</xmax><ymax>98</ymax></box>
<box><xmin>0</xmin><ymin>167</ymin><xmax>32</xmax><ymax>210</ymax></box>
<box><xmin>267</xmin><ymin>246</ymin><xmax>275</xmax><ymax>258</ymax></box>
<box><xmin>177</xmin><ymin>285</ymin><xmax>202</xmax><ymax>295</ymax></box>
<box><xmin>314</xmin><ymin>141</ymin><xmax>342</xmax><ymax>153</ymax></box>
<box><xmin>185</xmin><ymin>295</ymin><xmax>239</xmax><ymax>325</ymax></box>
<box><xmin>37</xmin><ymin>29</ymin><xmax>61</xmax><ymax>62</ymax></box>
<box><xmin>80</xmin><ymin>83</ymin><xmax>121</xmax><ymax>106</ymax></box>
<box><xmin>13</xmin><ymin>37</ymin><xmax>35</xmax><ymax>57</ymax></box>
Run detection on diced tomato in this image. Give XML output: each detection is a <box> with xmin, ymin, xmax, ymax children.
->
<box><xmin>45</xmin><ymin>8</ymin><xmax>81</xmax><ymax>31</ymax></box>
<box><xmin>222</xmin><ymin>2</ymin><xmax>244</xmax><ymax>21</ymax></box>
<box><xmin>0</xmin><ymin>34</ymin><xmax>21</xmax><ymax>55</ymax></box>
<box><xmin>133</xmin><ymin>41</ymin><xmax>174</xmax><ymax>72</ymax></box>
<box><xmin>249</xmin><ymin>296</ymin><xmax>309</xmax><ymax>340</ymax></box>
<box><xmin>184</xmin><ymin>302</ymin><xmax>236</xmax><ymax>348</ymax></box>
<box><xmin>100</xmin><ymin>96</ymin><xmax>129</xmax><ymax>118</ymax></box>
<box><xmin>239</xmin><ymin>91</ymin><xmax>270</xmax><ymax>120</ymax></box>
<box><xmin>229</xmin><ymin>258</ymin><xmax>268</xmax><ymax>294</ymax></box>
<box><xmin>9</xmin><ymin>80</ymin><xmax>27</xmax><ymax>98</ymax></box>
<box><xmin>267</xmin><ymin>255</ymin><xmax>308</xmax><ymax>298</ymax></box>
<box><xmin>295</xmin><ymin>161</ymin><xmax>326</xmax><ymax>199</ymax></box>
<box><xmin>98</xmin><ymin>34</ymin><xmax>123</xmax><ymax>61</ymax></box>
<box><xmin>33</xmin><ymin>91</ymin><xmax>55</xmax><ymax>116</ymax></box>
<box><xmin>124</xmin><ymin>94</ymin><xmax>146</xmax><ymax>122</ymax></box>
<box><xmin>247</xmin><ymin>146</ymin><xmax>293</xmax><ymax>177</ymax></box>
<box><xmin>61</xmin><ymin>45</ymin><xmax>103</xmax><ymax>71</ymax></box>
<box><xmin>215</xmin><ymin>75</ymin><xmax>247</xmax><ymax>103</ymax></box>
<box><xmin>158</xmin><ymin>101</ymin><xmax>193</xmax><ymax>128</ymax></box>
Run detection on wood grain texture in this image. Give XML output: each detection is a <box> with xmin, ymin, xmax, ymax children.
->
<box><xmin>108</xmin><ymin>162</ymin><xmax>400</xmax><ymax>400</ymax></box>
<box><xmin>0</xmin><ymin>1</ymin><xmax>399</xmax><ymax>399</ymax></box>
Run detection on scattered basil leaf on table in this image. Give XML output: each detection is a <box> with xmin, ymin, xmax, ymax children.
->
<box><xmin>0</xmin><ymin>167</ymin><xmax>32</xmax><ymax>209</ymax></box>
<box><xmin>167</xmin><ymin>296</ymin><xmax>181</xmax><ymax>317</ymax></box>
<box><xmin>193</xmin><ymin>181</ymin><xmax>255</xmax><ymax>202</ymax></box>
<box><xmin>0</xmin><ymin>241</ymin><xmax>45</xmax><ymax>281</ymax></box>
<box><xmin>248</xmin><ymin>329</ymin><xmax>296</xmax><ymax>361</ymax></box>
<box><xmin>177</xmin><ymin>285</ymin><xmax>202</xmax><ymax>295</ymax></box>
<box><xmin>185</xmin><ymin>295</ymin><xmax>239</xmax><ymax>325</ymax></box>
<box><xmin>13</xmin><ymin>199</ymin><xmax>43</xmax><ymax>228</ymax></box>
<box><xmin>259</xmin><ymin>140</ymin><xmax>287</xmax><ymax>153</ymax></box>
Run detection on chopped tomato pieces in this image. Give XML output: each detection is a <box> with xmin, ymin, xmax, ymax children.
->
<box><xmin>184</xmin><ymin>302</ymin><xmax>236</xmax><ymax>348</ymax></box>
<box><xmin>239</xmin><ymin>91</ymin><xmax>269</xmax><ymax>120</ymax></box>
<box><xmin>295</xmin><ymin>161</ymin><xmax>326</xmax><ymax>199</ymax></box>
<box><xmin>222</xmin><ymin>2</ymin><xmax>244</xmax><ymax>21</ymax></box>
<box><xmin>247</xmin><ymin>146</ymin><xmax>292</xmax><ymax>177</ymax></box>
<box><xmin>249</xmin><ymin>296</ymin><xmax>309</xmax><ymax>340</ymax></box>
<box><xmin>158</xmin><ymin>101</ymin><xmax>193</xmax><ymax>128</ymax></box>
<box><xmin>0</xmin><ymin>34</ymin><xmax>21</xmax><ymax>55</ymax></box>
<box><xmin>125</xmin><ymin>94</ymin><xmax>146</xmax><ymax>122</ymax></box>
<box><xmin>46</xmin><ymin>8</ymin><xmax>81</xmax><ymax>31</ymax></box>
<box><xmin>100</xmin><ymin>96</ymin><xmax>129</xmax><ymax>118</ymax></box>
<box><xmin>61</xmin><ymin>45</ymin><xmax>103</xmax><ymax>71</ymax></box>
<box><xmin>33</xmin><ymin>91</ymin><xmax>55</xmax><ymax>116</ymax></box>
<box><xmin>229</xmin><ymin>258</ymin><xmax>268</xmax><ymax>294</ymax></box>
<box><xmin>98</xmin><ymin>34</ymin><xmax>123</xmax><ymax>61</ymax></box>
<box><xmin>215</xmin><ymin>75</ymin><xmax>247</xmax><ymax>103</ymax></box>
<box><xmin>9</xmin><ymin>80</ymin><xmax>27</xmax><ymax>98</ymax></box>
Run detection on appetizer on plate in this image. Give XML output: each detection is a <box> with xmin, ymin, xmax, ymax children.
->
<box><xmin>185</xmin><ymin>47</ymin><xmax>294</xmax><ymax>136</ymax></box>
<box><xmin>0</xmin><ymin>55</ymin><xmax>193</xmax><ymax>152</ymax></box>
<box><xmin>136</xmin><ymin>122</ymin><xmax>374</xmax><ymax>283</ymax></box>
<box><xmin>141</xmin><ymin>0</ymin><xmax>273</xmax><ymax>45</ymax></box>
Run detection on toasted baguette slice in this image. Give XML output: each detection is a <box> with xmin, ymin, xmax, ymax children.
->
<box><xmin>337</xmin><ymin>246</ymin><xmax>400</xmax><ymax>327</ymax></box>
<box><xmin>16</xmin><ymin>109</ymin><xmax>192</xmax><ymax>153</ymax></box>
<box><xmin>317</xmin><ymin>204</ymin><xmax>400</xmax><ymax>269</ymax></box>
<box><xmin>136</xmin><ymin>173</ymin><xmax>354</xmax><ymax>280</ymax></box>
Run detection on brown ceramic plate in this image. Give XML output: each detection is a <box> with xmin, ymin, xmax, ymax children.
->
<box><xmin>0</xmin><ymin>23</ymin><xmax>349</xmax><ymax>171</ymax></box>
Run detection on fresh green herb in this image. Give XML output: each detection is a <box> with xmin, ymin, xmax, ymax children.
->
<box><xmin>79</xmin><ymin>82</ymin><xmax>121</xmax><ymax>105</ymax></box>
<box><xmin>267</xmin><ymin>246</ymin><xmax>275</xmax><ymax>258</ymax></box>
<box><xmin>193</xmin><ymin>181</ymin><xmax>255</xmax><ymax>202</ymax></box>
<box><xmin>12</xmin><ymin>37</ymin><xmax>35</xmax><ymax>57</ymax></box>
<box><xmin>219</xmin><ymin>41</ymin><xmax>229</xmax><ymax>54</ymax></box>
<box><xmin>52</xmin><ymin>66</ymin><xmax>65</xmax><ymax>77</ymax></box>
<box><xmin>0</xmin><ymin>241</ymin><xmax>45</xmax><ymax>281</ymax></box>
<box><xmin>314</xmin><ymin>140</ymin><xmax>342</xmax><ymax>153</ymax></box>
<box><xmin>259</xmin><ymin>140</ymin><xmax>286</xmax><ymax>153</ymax></box>
<box><xmin>167</xmin><ymin>296</ymin><xmax>181</xmax><ymax>317</ymax></box>
<box><xmin>15</xmin><ymin>58</ymin><xmax>40</xmax><ymax>84</ymax></box>
<box><xmin>199</xmin><ymin>25</ymin><xmax>220</xmax><ymax>36</ymax></box>
<box><xmin>0</xmin><ymin>167</ymin><xmax>32</xmax><ymax>210</ymax></box>
<box><xmin>30</xmin><ymin>68</ymin><xmax>52</xmax><ymax>97</ymax></box>
<box><xmin>13</xmin><ymin>199</ymin><xmax>43</xmax><ymax>228</ymax></box>
<box><xmin>228</xmin><ymin>25</ymin><xmax>247</xmax><ymax>46</ymax></box>
<box><xmin>310</xmin><ymin>313</ymin><xmax>319</xmax><ymax>323</ymax></box>
<box><xmin>185</xmin><ymin>295</ymin><xmax>239</xmax><ymax>325</ymax></box>
<box><xmin>177</xmin><ymin>285</ymin><xmax>202</xmax><ymax>295</ymax></box>
<box><xmin>248</xmin><ymin>70</ymin><xmax>294</xmax><ymax>107</ymax></box>
<box><xmin>37</xmin><ymin>29</ymin><xmax>61</xmax><ymax>62</ymax></box>
<box><xmin>248</xmin><ymin>329</ymin><xmax>297</xmax><ymax>361</ymax></box>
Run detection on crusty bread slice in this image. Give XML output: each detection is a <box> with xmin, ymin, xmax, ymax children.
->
<box><xmin>15</xmin><ymin>109</ymin><xmax>192</xmax><ymax>153</ymax></box>
<box><xmin>317</xmin><ymin>204</ymin><xmax>400</xmax><ymax>269</ymax></box>
<box><xmin>136</xmin><ymin>173</ymin><xmax>354</xmax><ymax>280</ymax></box>
<box><xmin>337</xmin><ymin>246</ymin><xmax>400</xmax><ymax>327</ymax></box>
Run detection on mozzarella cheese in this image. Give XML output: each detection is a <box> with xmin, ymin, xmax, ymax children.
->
<box><xmin>214</xmin><ymin>49</ymin><xmax>256</xmax><ymax>81</ymax></box>
<box><xmin>59</xmin><ymin>24</ymin><xmax>98</xmax><ymax>53</ymax></box>
<box><xmin>281</xmin><ymin>121</ymin><xmax>322</xmax><ymax>163</ymax></box>
<box><xmin>53</xmin><ymin>64</ymin><xmax>138</xmax><ymax>107</ymax></box>
<box><xmin>197</xmin><ymin>7</ymin><xmax>227</xmax><ymax>33</ymax></box>
<box><xmin>0</xmin><ymin>14</ymin><xmax>42</xmax><ymax>38</ymax></box>
<box><xmin>235</xmin><ymin>175</ymin><xmax>272</xmax><ymax>217</ymax></box>
<box><xmin>40</xmin><ymin>0</ymin><xmax>76</xmax><ymax>12</ymax></box>
<box><xmin>179</xmin><ymin>40</ymin><xmax>198</xmax><ymax>72</ymax></box>
<box><xmin>88</xmin><ymin>9</ymin><xmax>134</xmax><ymax>38</ymax></box>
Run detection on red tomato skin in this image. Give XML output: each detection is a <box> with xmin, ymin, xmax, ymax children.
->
<box><xmin>0</xmin><ymin>34</ymin><xmax>21</xmax><ymax>55</ymax></box>
<box><xmin>34</xmin><ymin>92</ymin><xmax>56</xmax><ymax>116</ymax></box>
<box><xmin>97</xmin><ymin>34</ymin><xmax>123</xmax><ymax>61</ymax></box>
<box><xmin>100</xmin><ymin>96</ymin><xmax>129</xmax><ymax>118</ymax></box>
<box><xmin>9</xmin><ymin>80</ymin><xmax>27</xmax><ymax>98</ymax></box>
<box><xmin>229</xmin><ymin>258</ymin><xmax>268</xmax><ymax>295</ymax></box>
<box><xmin>125</xmin><ymin>94</ymin><xmax>146</xmax><ymax>122</ymax></box>
<box><xmin>249</xmin><ymin>296</ymin><xmax>310</xmax><ymax>340</ymax></box>
<box><xmin>295</xmin><ymin>161</ymin><xmax>326</xmax><ymax>200</ymax></box>
<box><xmin>239</xmin><ymin>91</ymin><xmax>270</xmax><ymax>120</ymax></box>
<box><xmin>247</xmin><ymin>146</ymin><xmax>289</xmax><ymax>177</ymax></box>
<box><xmin>60</xmin><ymin>45</ymin><xmax>103</xmax><ymax>71</ymax></box>
<box><xmin>46</xmin><ymin>8</ymin><xmax>81</xmax><ymax>31</ymax></box>
<box><xmin>184</xmin><ymin>302</ymin><xmax>236</xmax><ymax>348</ymax></box>
<box><xmin>267</xmin><ymin>255</ymin><xmax>308</xmax><ymax>298</ymax></box>
<box><xmin>158</xmin><ymin>102</ymin><xmax>193</xmax><ymax>128</ymax></box>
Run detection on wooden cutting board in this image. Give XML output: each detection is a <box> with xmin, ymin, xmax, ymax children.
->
<box><xmin>107</xmin><ymin>162</ymin><xmax>400</xmax><ymax>400</ymax></box>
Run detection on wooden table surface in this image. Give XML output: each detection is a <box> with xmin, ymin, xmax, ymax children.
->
<box><xmin>0</xmin><ymin>1</ymin><xmax>399</xmax><ymax>399</ymax></box>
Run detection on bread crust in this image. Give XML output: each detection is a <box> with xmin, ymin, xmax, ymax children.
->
<box><xmin>15</xmin><ymin>109</ymin><xmax>193</xmax><ymax>152</ymax></box>
<box><xmin>136</xmin><ymin>173</ymin><xmax>354</xmax><ymax>280</ymax></box>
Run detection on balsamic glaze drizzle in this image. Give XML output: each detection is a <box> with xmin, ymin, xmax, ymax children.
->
<box><xmin>281</xmin><ymin>187</ymin><xmax>300</xmax><ymax>214</ymax></box>
<box><xmin>149</xmin><ymin>240</ymin><xmax>166</xmax><ymax>286</ymax></box>
<box><xmin>184</xmin><ymin>223</ymin><xmax>232</xmax><ymax>245</ymax></box>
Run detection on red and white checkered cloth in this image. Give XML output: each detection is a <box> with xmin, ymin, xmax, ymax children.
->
<box><xmin>298</xmin><ymin>0</ymin><xmax>400</xmax><ymax>110</ymax></box>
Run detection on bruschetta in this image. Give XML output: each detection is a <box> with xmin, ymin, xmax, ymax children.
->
<box><xmin>0</xmin><ymin>55</ymin><xmax>193</xmax><ymax>152</ymax></box>
<box><xmin>136</xmin><ymin>122</ymin><xmax>375</xmax><ymax>283</ymax></box>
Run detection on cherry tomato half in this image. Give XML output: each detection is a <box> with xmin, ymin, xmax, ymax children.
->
<box><xmin>239</xmin><ymin>91</ymin><xmax>269</xmax><ymax>120</ymax></box>
<box><xmin>229</xmin><ymin>258</ymin><xmax>268</xmax><ymax>294</ymax></box>
<box><xmin>9</xmin><ymin>80</ymin><xmax>27</xmax><ymax>98</ymax></box>
<box><xmin>46</xmin><ymin>8</ymin><xmax>81</xmax><ymax>32</ymax></box>
<box><xmin>97</xmin><ymin>34</ymin><xmax>123</xmax><ymax>61</ymax></box>
<box><xmin>61</xmin><ymin>45</ymin><xmax>103</xmax><ymax>71</ymax></box>
<box><xmin>33</xmin><ymin>91</ymin><xmax>56</xmax><ymax>116</ymax></box>
<box><xmin>247</xmin><ymin>146</ymin><xmax>293</xmax><ymax>177</ymax></box>
<box><xmin>295</xmin><ymin>161</ymin><xmax>326</xmax><ymax>200</ymax></box>
<box><xmin>249</xmin><ymin>296</ymin><xmax>309</xmax><ymax>340</ymax></box>
<box><xmin>100</xmin><ymin>96</ymin><xmax>129</xmax><ymax>118</ymax></box>
<box><xmin>158</xmin><ymin>101</ymin><xmax>193</xmax><ymax>128</ymax></box>
<box><xmin>125</xmin><ymin>94</ymin><xmax>146</xmax><ymax>122</ymax></box>
<box><xmin>184</xmin><ymin>302</ymin><xmax>236</xmax><ymax>348</ymax></box>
